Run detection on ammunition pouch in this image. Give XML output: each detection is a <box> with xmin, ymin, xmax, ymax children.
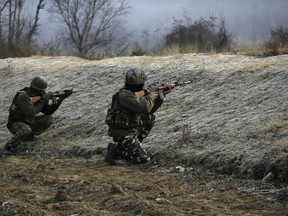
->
<box><xmin>105</xmin><ymin>108</ymin><xmax>141</xmax><ymax>129</ymax></box>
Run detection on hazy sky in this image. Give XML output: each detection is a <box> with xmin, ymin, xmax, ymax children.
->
<box><xmin>125</xmin><ymin>0</ymin><xmax>288</xmax><ymax>45</ymax></box>
<box><xmin>27</xmin><ymin>0</ymin><xmax>288</xmax><ymax>46</ymax></box>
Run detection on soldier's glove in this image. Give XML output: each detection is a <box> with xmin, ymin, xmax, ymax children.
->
<box><xmin>58</xmin><ymin>89</ymin><xmax>73</xmax><ymax>102</ymax></box>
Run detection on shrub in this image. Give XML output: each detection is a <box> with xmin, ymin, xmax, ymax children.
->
<box><xmin>265</xmin><ymin>26</ymin><xmax>288</xmax><ymax>56</ymax></box>
<box><xmin>163</xmin><ymin>16</ymin><xmax>232</xmax><ymax>53</ymax></box>
<box><xmin>270</xmin><ymin>26</ymin><xmax>288</xmax><ymax>46</ymax></box>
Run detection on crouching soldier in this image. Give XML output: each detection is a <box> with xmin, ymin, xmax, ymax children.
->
<box><xmin>105</xmin><ymin>67</ymin><xmax>175</xmax><ymax>165</ymax></box>
<box><xmin>1</xmin><ymin>76</ymin><xmax>72</xmax><ymax>155</ymax></box>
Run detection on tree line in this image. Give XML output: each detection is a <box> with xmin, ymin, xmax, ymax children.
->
<box><xmin>0</xmin><ymin>0</ymin><xmax>287</xmax><ymax>59</ymax></box>
<box><xmin>0</xmin><ymin>0</ymin><xmax>129</xmax><ymax>58</ymax></box>
<box><xmin>0</xmin><ymin>0</ymin><xmax>45</xmax><ymax>57</ymax></box>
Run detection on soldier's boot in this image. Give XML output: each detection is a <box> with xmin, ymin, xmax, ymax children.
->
<box><xmin>1</xmin><ymin>141</ymin><xmax>19</xmax><ymax>156</ymax></box>
<box><xmin>105</xmin><ymin>143</ymin><xmax>118</xmax><ymax>165</ymax></box>
<box><xmin>25</xmin><ymin>134</ymin><xmax>37</xmax><ymax>142</ymax></box>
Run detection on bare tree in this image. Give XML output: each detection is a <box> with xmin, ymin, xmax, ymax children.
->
<box><xmin>0</xmin><ymin>1</ymin><xmax>9</xmax><ymax>45</ymax></box>
<box><xmin>27</xmin><ymin>0</ymin><xmax>45</xmax><ymax>43</ymax></box>
<box><xmin>0</xmin><ymin>0</ymin><xmax>45</xmax><ymax>57</ymax></box>
<box><xmin>48</xmin><ymin>0</ymin><xmax>128</xmax><ymax>57</ymax></box>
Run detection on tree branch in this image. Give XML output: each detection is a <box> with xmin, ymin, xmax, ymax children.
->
<box><xmin>1</xmin><ymin>0</ymin><xmax>10</xmax><ymax>13</ymax></box>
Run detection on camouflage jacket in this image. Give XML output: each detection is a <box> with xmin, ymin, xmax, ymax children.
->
<box><xmin>8</xmin><ymin>87</ymin><xmax>60</xmax><ymax>126</ymax></box>
<box><xmin>106</xmin><ymin>88</ymin><xmax>164</xmax><ymax>138</ymax></box>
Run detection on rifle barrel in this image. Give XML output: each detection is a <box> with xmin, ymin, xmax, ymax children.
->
<box><xmin>175</xmin><ymin>80</ymin><xmax>191</xmax><ymax>86</ymax></box>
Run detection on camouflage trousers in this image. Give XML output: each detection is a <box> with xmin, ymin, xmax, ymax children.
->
<box><xmin>114</xmin><ymin>137</ymin><xmax>151</xmax><ymax>164</ymax></box>
<box><xmin>5</xmin><ymin>115</ymin><xmax>53</xmax><ymax>151</ymax></box>
<box><xmin>113</xmin><ymin>114</ymin><xmax>155</xmax><ymax>164</ymax></box>
<box><xmin>138</xmin><ymin>113</ymin><xmax>155</xmax><ymax>142</ymax></box>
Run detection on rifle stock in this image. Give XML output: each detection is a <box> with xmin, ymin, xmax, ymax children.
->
<box><xmin>135</xmin><ymin>90</ymin><xmax>146</xmax><ymax>98</ymax></box>
<box><xmin>30</xmin><ymin>96</ymin><xmax>42</xmax><ymax>105</ymax></box>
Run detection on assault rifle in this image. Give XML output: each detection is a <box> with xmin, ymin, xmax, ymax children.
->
<box><xmin>31</xmin><ymin>89</ymin><xmax>75</xmax><ymax>105</ymax></box>
<box><xmin>135</xmin><ymin>81</ymin><xmax>191</xmax><ymax>98</ymax></box>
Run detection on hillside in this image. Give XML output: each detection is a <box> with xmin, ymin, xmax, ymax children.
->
<box><xmin>0</xmin><ymin>54</ymin><xmax>287</xmax><ymax>215</ymax></box>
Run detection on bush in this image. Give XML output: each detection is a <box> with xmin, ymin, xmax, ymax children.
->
<box><xmin>163</xmin><ymin>16</ymin><xmax>232</xmax><ymax>53</ymax></box>
<box><xmin>270</xmin><ymin>26</ymin><xmax>288</xmax><ymax>46</ymax></box>
<box><xmin>265</xmin><ymin>26</ymin><xmax>288</xmax><ymax>56</ymax></box>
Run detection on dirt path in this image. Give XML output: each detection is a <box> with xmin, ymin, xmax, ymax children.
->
<box><xmin>0</xmin><ymin>155</ymin><xmax>287</xmax><ymax>216</ymax></box>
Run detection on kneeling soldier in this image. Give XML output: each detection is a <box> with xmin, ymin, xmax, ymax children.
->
<box><xmin>2</xmin><ymin>76</ymin><xmax>72</xmax><ymax>155</ymax></box>
<box><xmin>105</xmin><ymin>67</ymin><xmax>175</xmax><ymax>165</ymax></box>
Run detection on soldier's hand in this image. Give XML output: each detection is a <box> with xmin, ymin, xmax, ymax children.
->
<box><xmin>58</xmin><ymin>89</ymin><xmax>73</xmax><ymax>102</ymax></box>
<box><xmin>163</xmin><ymin>82</ymin><xmax>176</xmax><ymax>95</ymax></box>
<box><xmin>147</xmin><ymin>91</ymin><xmax>158</xmax><ymax>101</ymax></box>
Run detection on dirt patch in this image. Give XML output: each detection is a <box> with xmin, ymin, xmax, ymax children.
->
<box><xmin>0</xmin><ymin>156</ymin><xmax>287</xmax><ymax>215</ymax></box>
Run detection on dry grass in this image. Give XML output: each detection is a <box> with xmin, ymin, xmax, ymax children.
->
<box><xmin>267</xmin><ymin>119</ymin><xmax>288</xmax><ymax>134</ymax></box>
<box><xmin>231</xmin><ymin>43</ymin><xmax>266</xmax><ymax>55</ymax></box>
<box><xmin>151</xmin><ymin>42</ymin><xmax>288</xmax><ymax>58</ymax></box>
<box><xmin>152</xmin><ymin>43</ymin><xmax>211</xmax><ymax>56</ymax></box>
<box><xmin>232</xmin><ymin>42</ymin><xmax>288</xmax><ymax>56</ymax></box>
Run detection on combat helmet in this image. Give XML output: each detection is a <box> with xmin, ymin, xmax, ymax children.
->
<box><xmin>30</xmin><ymin>76</ymin><xmax>48</xmax><ymax>90</ymax></box>
<box><xmin>125</xmin><ymin>67</ymin><xmax>147</xmax><ymax>85</ymax></box>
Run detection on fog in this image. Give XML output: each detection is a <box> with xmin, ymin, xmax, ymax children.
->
<box><xmin>27</xmin><ymin>0</ymin><xmax>288</xmax><ymax>47</ymax></box>
<box><xmin>125</xmin><ymin>0</ymin><xmax>288</xmax><ymax>47</ymax></box>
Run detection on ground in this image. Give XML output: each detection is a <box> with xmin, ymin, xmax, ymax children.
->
<box><xmin>0</xmin><ymin>54</ymin><xmax>287</xmax><ymax>215</ymax></box>
<box><xmin>1</xmin><ymin>155</ymin><xmax>287</xmax><ymax>216</ymax></box>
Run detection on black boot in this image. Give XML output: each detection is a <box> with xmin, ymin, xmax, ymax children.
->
<box><xmin>1</xmin><ymin>144</ymin><xmax>17</xmax><ymax>156</ymax></box>
<box><xmin>25</xmin><ymin>134</ymin><xmax>37</xmax><ymax>141</ymax></box>
<box><xmin>105</xmin><ymin>143</ymin><xmax>117</xmax><ymax>165</ymax></box>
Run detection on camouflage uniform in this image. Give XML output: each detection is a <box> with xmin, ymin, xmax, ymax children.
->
<box><xmin>4</xmin><ymin>86</ymin><xmax>62</xmax><ymax>153</ymax></box>
<box><xmin>105</xmin><ymin>68</ymin><xmax>164</xmax><ymax>164</ymax></box>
